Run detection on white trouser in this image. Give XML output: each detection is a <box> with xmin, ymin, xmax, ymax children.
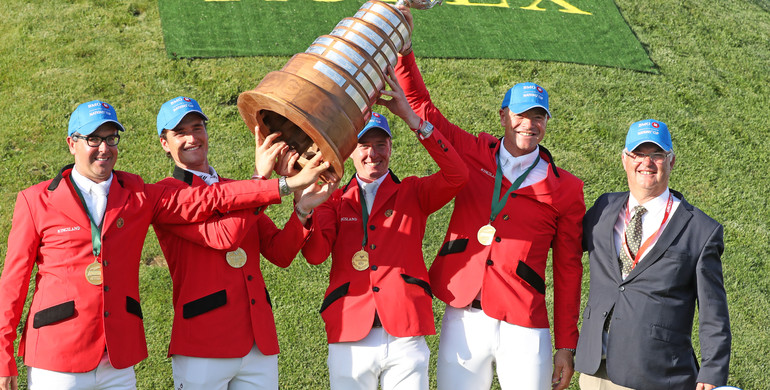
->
<box><xmin>172</xmin><ymin>344</ymin><xmax>278</xmax><ymax>390</ymax></box>
<box><xmin>437</xmin><ymin>305</ymin><xmax>552</xmax><ymax>390</ymax></box>
<box><xmin>327</xmin><ymin>327</ymin><xmax>430</xmax><ymax>390</ymax></box>
<box><xmin>27</xmin><ymin>351</ymin><xmax>136</xmax><ymax>390</ymax></box>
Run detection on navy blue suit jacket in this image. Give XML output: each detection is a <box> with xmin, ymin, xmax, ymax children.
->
<box><xmin>575</xmin><ymin>190</ymin><xmax>731</xmax><ymax>389</ymax></box>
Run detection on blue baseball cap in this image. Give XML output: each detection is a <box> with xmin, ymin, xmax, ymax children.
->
<box><xmin>625</xmin><ymin>119</ymin><xmax>673</xmax><ymax>152</ymax></box>
<box><xmin>357</xmin><ymin>112</ymin><xmax>391</xmax><ymax>139</ymax></box>
<box><xmin>501</xmin><ymin>82</ymin><xmax>551</xmax><ymax>118</ymax></box>
<box><xmin>156</xmin><ymin>96</ymin><xmax>209</xmax><ymax>135</ymax></box>
<box><xmin>68</xmin><ymin>100</ymin><xmax>125</xmax><ymax>136</ymax></box>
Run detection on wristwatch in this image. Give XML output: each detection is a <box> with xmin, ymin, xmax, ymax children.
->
<box><xmin>411</xmin><ymin>119</ymin><xmax>434</xmax><ymax>140</ymax></box>
<box><xmin>278</xmin><ymin>176</ymin><xmax>291</xmax><ymax>196</ymax></box>
<box><xmin>295</xmin><ymin>205</ymin><xmax>313</xmax><ymax>218</ymax></box>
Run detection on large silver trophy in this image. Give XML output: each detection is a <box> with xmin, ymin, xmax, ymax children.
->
<box><xmin>237</xmin><ymin>0</ymin><xmax>440</xmax><ymax>180</ymax></box>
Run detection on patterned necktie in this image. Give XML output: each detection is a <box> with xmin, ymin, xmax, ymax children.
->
<box><xmin>619</xmin><ymin>205</ymin><xmax>647</xmax><ymax>275</ymax></box>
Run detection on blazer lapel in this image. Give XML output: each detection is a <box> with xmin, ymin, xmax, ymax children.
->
<box><xmin>623</xmin><ymin>191</ymin><xmax>693</xmax><ymax>282</ymax></box>
<box><xmin>48</xmin><ymin>171</ymin><xmax>91</xmax><ymax>229</ymax></box>
<box><xmin>369</xmin><ymin>171</ymin><xmax>399</xmax><ymax>217</ymax></box>
<box><xmin>598</xmin><ymin>193</ymin><xmax>629</xmax><ymax>280</ymax></box>
<box><xmin>101</xmin><ymin>172</ymin><xmax>130</xmax><ymax>235</ymax></box>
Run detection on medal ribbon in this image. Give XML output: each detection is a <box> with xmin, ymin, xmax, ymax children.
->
<box><xmin>358</xmin><ymin>183</ymin><xmax>371</xmax><ymax>249</ymax></box>
<box><xmin>489</xmin><ymin>151</ymin><xmax>540</xmax><ymax>223</ymax></box>
<box><xmin>71</xmin><ymin>180</ymin><xmax>104</xmax><ymax>258</ymax></box>
<box><xmin>620</xmin><ymin>193</ymin><xmax>673</xmax><ymax>270</ymax></box>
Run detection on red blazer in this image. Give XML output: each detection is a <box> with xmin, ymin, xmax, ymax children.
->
<box><xmin>302</xmin><ymin>130</ymin><xmax>468</xmax><ymax>344</ymax></box>
<box><xmin>396</xmin><ymin>52</ymin><xmax>585</xmax><ymax>349</ymax></box>
<box><xmin>154</xmin><ymin>167</ymin><xmax>311</xmax><ymax>358</ymax></box>
<box><xmin>0</xmin><ymin>165</ymin><xmax>281</xmax><ymax>376</ymax></box>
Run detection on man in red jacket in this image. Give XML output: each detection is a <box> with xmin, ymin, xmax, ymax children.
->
<box><xmin>153</xmin><ymin>96</ymin><xmax>337</xmax><ymax>390</ymax></box>
<box><xmin>0</xmin><ymin>100</ymin><xmax>328</xmax><ymax>390</ymax></box>
<box><xmin>301</xmin><ymin>69</ymin><xmax>468</xmax><ymax>390</ymax></box>
<box><xmin>394</xmin><ymin>8</ymin><xmax>585</xmax><ymax>390</ymax></box>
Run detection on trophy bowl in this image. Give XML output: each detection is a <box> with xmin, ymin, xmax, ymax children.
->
<box><xmin>237</xmin><ymin>0</ymin><xmax>413</xmax><ymax>181</ymax></box>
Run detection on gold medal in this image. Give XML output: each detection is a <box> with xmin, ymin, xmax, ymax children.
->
<box><xmin>352</xmin><ymin>250</ymin><xmax>370</xmax><ymax>271</ymax></box>
<box><xmin>85</xmin><ymin>261</ymin><xmax>103</xmax><ymax>285</ymax></box>
<box><xmin>226</xmin><ymin>248</ymin><xmax>248</xmax><ymax>268</ymax></box>
<box><xmin>477</xmin><ymin>224</ymin><xmax>496</xmax><ymax>246</ymax></box>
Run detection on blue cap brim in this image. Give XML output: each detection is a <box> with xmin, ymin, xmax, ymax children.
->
<box><xmin>159</xmin><ymin>111</ymin><xmax>209</xmax><ymax>135</ymax></box>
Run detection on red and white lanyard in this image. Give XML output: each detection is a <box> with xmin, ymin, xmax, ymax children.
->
<box><xmin>621</xmin><ymin>193</ymin><xmax>673</xmax><ymax>271</ymax></box>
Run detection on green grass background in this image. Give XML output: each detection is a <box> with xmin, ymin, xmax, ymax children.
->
<box><xmin>158</xmin><ymin>0</ymin><xmax>655</xmax><ymax>72</ymax></box>
<box><xmin>1</xmin><ymin>0</ymin><xmax>769</xmax><ymax>389</ymax></box>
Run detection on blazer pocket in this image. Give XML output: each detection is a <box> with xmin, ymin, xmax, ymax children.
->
<box><xmin>320</xmin><ymin>282</ymin><xmax>350</xmax><ymax>313</ymax></box>
<box><xmin>126</xmin><ymin>296</ymin><xmax>143</xmax><ymax>319</ymax></box>
<box><xmin>438</xmin><ymin>238</ymin><xmax>469</xmax><ymax>256</ymax></box>
<box><xmin>401</xmin><ymin>274</ymin><xmax>433</xmax><ymax>298</ymax></box>
<box><xmin>33</xmin><ymin>301</ymin><xmax>75</xmax><ymax>329</ymax></box>
<box><xmin>516</xmin><ymin>261</ymin><xmax>546</xmax><ymax>295</ymax></box>
<box><xmin>650</xmin><ymin>324</ymin><xmax>689</xmax><ymax>346</ymax></box>
<box><xmin>183</xmin><ymin>290</ymin><xmax>226</xmax><ymax>319</ymax></box>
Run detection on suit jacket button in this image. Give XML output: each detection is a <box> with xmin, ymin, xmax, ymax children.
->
<box><xmin>619</xmin><ymin>286</ymin><xmax>625</xmax><ymax>291</ymax></box>
<box><xmin>486</xmin><ymin>259</ymin><xmax>494</xmax><ymax>266</ymax></box>
<box><xmin>602</xmin><ymin>311</ymin><xmax>608</xmax><ymax>317</ymax></box>
<box><xmin>104</xmin><ymin>312</ymin><xmax>110</xmax><ymax>317</ymax></box>
<box><xmin>371</xmin><ymin>265</ymin><xmax>378</xmax><ymax>271</ymax></box>
<box><xmin>251</xmin><ymin>299</ymin><xmax>256</xmax><ymax>305</ymax></box>
<box><xmin>104</xmin><ymin>286</ymin><xmax>110</xmax><ymax>292</ymax></box>
<box><xmin>370</xmin><ymin>244</ymin><xmax>376</xmax><ymax>250</ymax></box>
<box><xmin>373</xmin><ymin>287</ymin><xmax>380</xmax><ymax>292</ymax></box>
<box><xmin>494</xmin><ymin>237</ymin><xmax>501</xmax><ymax>242</ymax></box>
<box><xmin>247</xmin><ymin>275</ymin><xmax>253</xmax><ymax>281</ymax></box>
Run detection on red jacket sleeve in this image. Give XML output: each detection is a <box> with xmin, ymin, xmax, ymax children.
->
<box><xmin>395</xmin><ymin>52</ymin><xmax>480</xmax><ymax>156</ymax></box>
<box><xmin>149</xmin><ymin>178</ymin><xmax>282</xmax><ymax>225</ymax></box>
<box><xmin>301</xmin><ymin>193</ymin><xmax>341</xmax><ymax>266</ymax></box>
<box><xmin>258</xmin><ymin>212</ymin><xmax>312</xmax><ymax>268</ymax></box>
<box><xmin>551</xmin><ymin>177</ymin><xmax>585</xmax><ymax>349</ymax></box>
<box><xmin>154</xmin><ymin>209</ymin><xmax>258</xmax><ymax>252</ymax></box>
<box><xmin>0</xmin><ymin>192</ymin><xmax>41</xmax><ymax>376</ymax></box>
<box><xmin>412</xmin><ymin>128</ymin><xmax>469</xmax><ymax>216</ymax></box>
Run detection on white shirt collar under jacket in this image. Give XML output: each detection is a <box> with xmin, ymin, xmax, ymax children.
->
<box><xmin>70</xmin><ymin>166</ymin><xmax>112</xmax><ymax>226</ymax></box>
<box><xmin>187</xmin><ymin>166</ymin><xmax>220</xmax><ymax>186</ymax></box>
<box><xmin>497</xmin><ymin>141</ymin><xmax>547</xmax><ymax>188</ymax></box>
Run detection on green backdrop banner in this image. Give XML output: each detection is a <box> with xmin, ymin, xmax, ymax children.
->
<box><xmin>159</xmin><ymin>0</ymin><xmax>655</xmax><ymax>72</ymax></box>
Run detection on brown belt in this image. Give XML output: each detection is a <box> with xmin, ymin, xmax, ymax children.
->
<box><xmin>470</xmin><ymin>299</ymin><xmax>482</xmax><ymax>310</ymax></box>
<box><xmin>373</xmin><ymin>312</ymin><xmax>383</xmax><ymax>328</ymax></box>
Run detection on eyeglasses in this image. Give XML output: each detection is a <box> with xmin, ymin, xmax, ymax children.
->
<box><xmin>72</xmin><ymin>134</ymin><xmax>121</xmax><ymax>147</ymax></box>
<box><xmin>624</xmin><ymin>150</ymin><xmax>670</xmax><ymax>163</ymax></box>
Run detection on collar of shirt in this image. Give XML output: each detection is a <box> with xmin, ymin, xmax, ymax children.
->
<box><xmin>70</xmin><ymin>166</ymin><xmax>113</xmax><ymax>198</ymax></box>
<box><xmin>497</xmin><ymin>141</ymin><xmax>548</xmax><ymax>187</ymax></box>
<box><xmin>187</xmin><ymin>166</ymin><xmax>220</xmax><ymax>185</ymax></box>
<box><xmin>355</xmin><ymin>173</ymin><xmax>388</xmax><ymax>198</ymax></box>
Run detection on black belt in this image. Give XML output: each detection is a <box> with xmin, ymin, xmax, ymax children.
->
<box><xmin>373</xmin><ymin>312</ymin><xmax>383</xmax><ymax>328</ymax></box>
<box><xmin>470</xmin><ymin>299</ymin><xmax>482</xmax><ymax>310</ymax></box>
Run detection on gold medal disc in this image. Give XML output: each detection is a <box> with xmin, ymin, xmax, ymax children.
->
<box><xmin>352</xmin><ymin>250</ymin><xmax>370</xmax><ymax>271</ymax></box>
<box><xmin>477</xmin><ymin>224</ymin><xmax>496</xmax><ymax>246</ymax></box>
<box><xmin>226</xmin><ymin>248</ymin><xmax>248</xmax><ymax>268</ymax></box>
<box><xmin>85</xmin><ymin>261</ymin><xmax>103</xmax><ymax>285</ymax></box>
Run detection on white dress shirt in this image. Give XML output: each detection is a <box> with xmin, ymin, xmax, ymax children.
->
<box><xmin>356</xmin><ymin>173</ymin><xmax>387</xmax><ymax>214</ymax></box>
<box><xmin>497</xmin><ymin>142</ymin><xmax>548</xmax><ymax>188</ymax></box>
<box><xmin>70</xmin><ymin>167</ymin><xmax>112</xmax><ymax>227</ymax></box>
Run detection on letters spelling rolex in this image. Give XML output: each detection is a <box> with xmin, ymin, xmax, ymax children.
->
<box><xmin>237</xmin><ymin>0</ymin><xmax>420</xmax><ymax>180</ymax></box>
